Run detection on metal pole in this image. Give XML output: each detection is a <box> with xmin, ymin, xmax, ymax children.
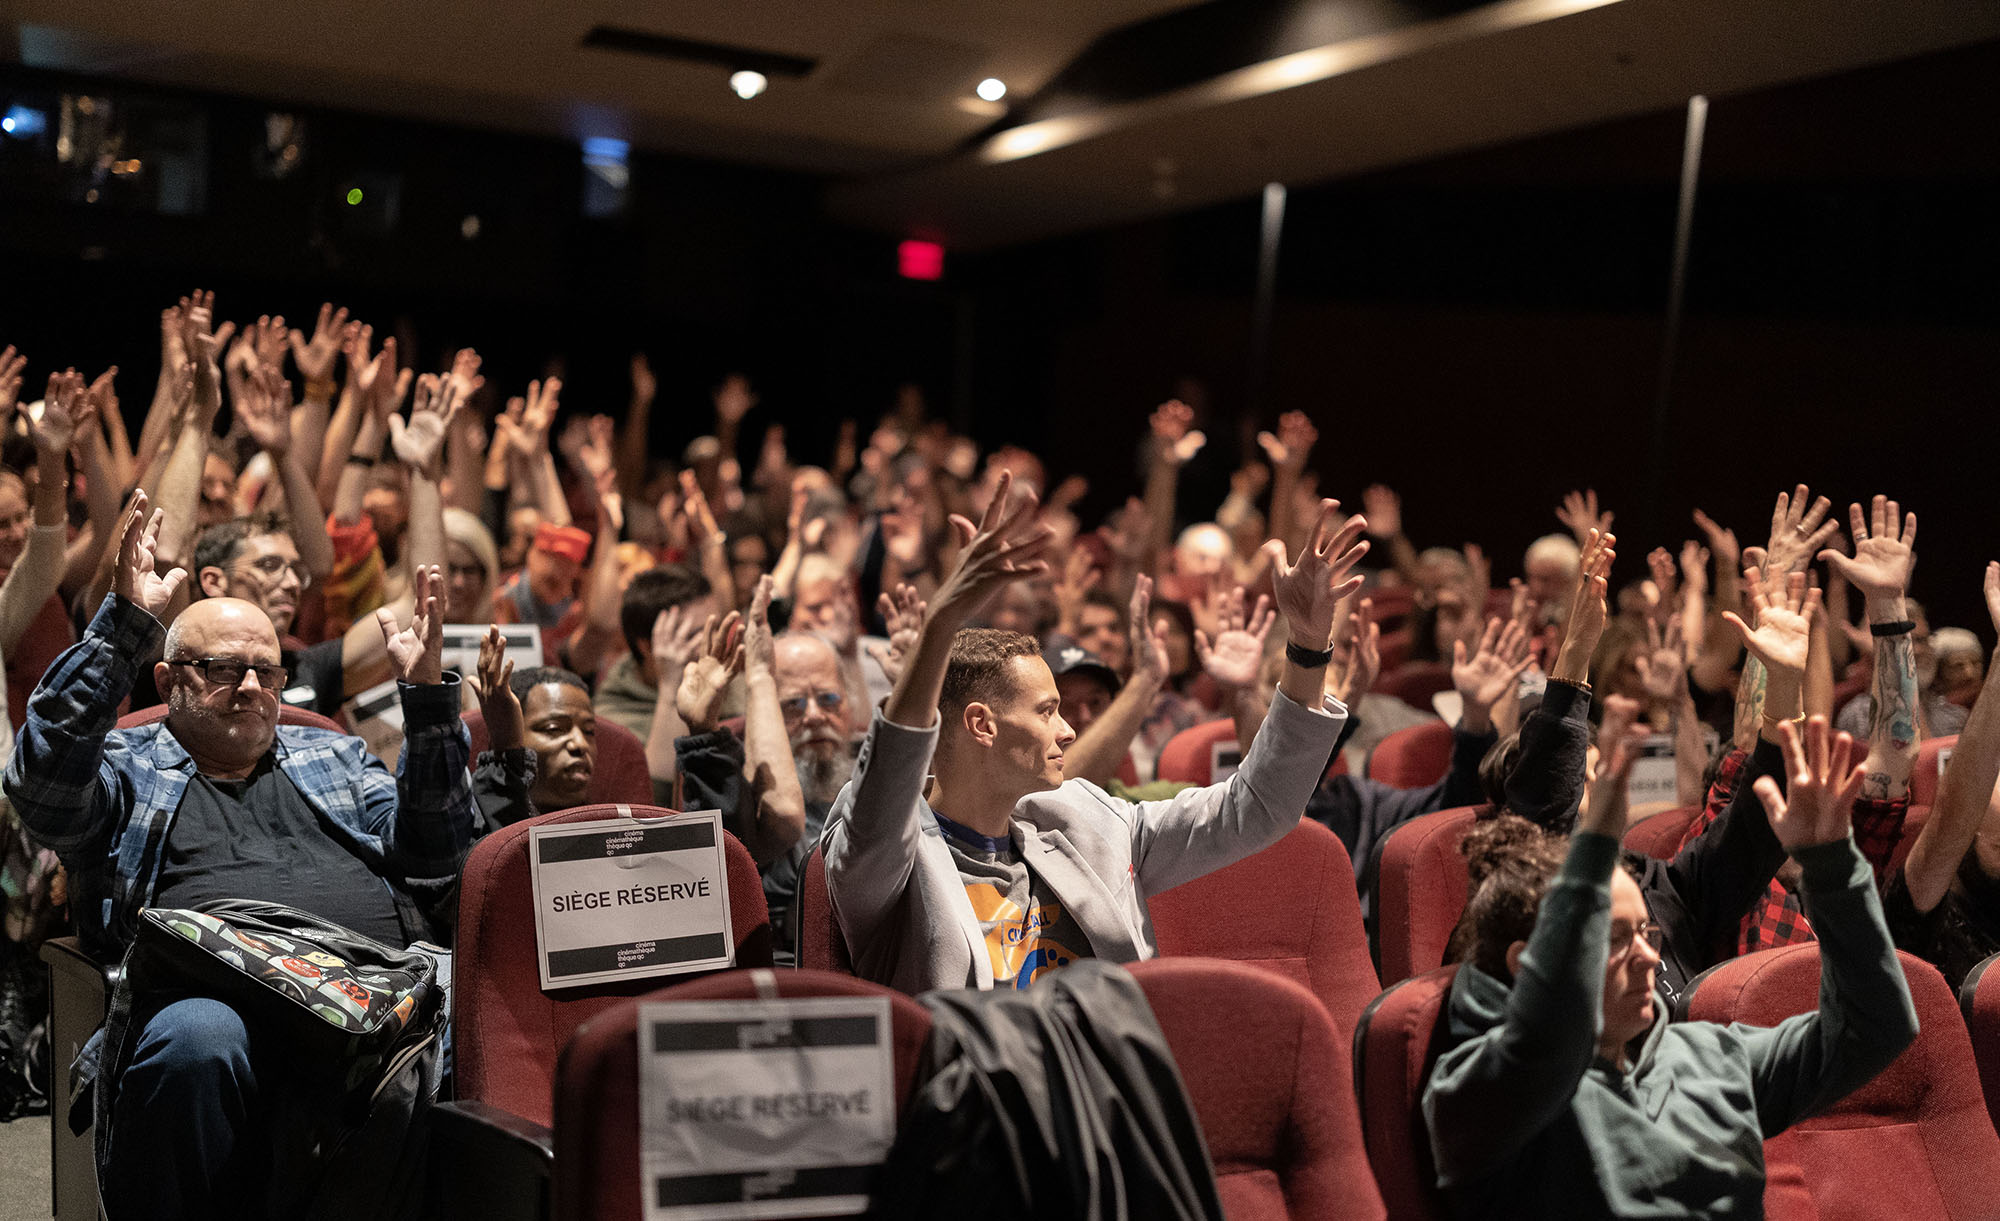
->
<box><xmin>1248</xmin><ymin>182</ymin><xmax>1287</xmax><ymax>423</ymax></box>
<box><xmin>1647</xmin><ymin>95</ymin><xmax>1708</xmax><ymax>532</ymax></box>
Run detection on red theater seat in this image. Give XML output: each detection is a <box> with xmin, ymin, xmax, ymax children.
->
<box><xmin>1959</xmin><ymin>951</ymin><xmax>2000</xmax><ymax>1138</ymax></box>
<box><xmin>553</xmin><ymin>969</ymin><xmax>931</xmax><ymax>1221</ymax></box>
<box><xmin>1623</xmin><ymin>806</ymin><xmax>1699</xmax><ymax>860</ymax></box>
<box><xmin>465</xmin><ymin>706</ymin><xmax>653</xmax><ymax>805</ymax></box>
<box><xmin>795</xmin><ymin>844</ymin><xmax>854</xmax><ymax>975</ymax></box>
<box><xmin>1129</xmin><ymin>958</ymin><xmax>1385</xmax><ymax>1221</ymax></box>
<box><xmin>451</xmin><ymin>803</ymin><xmax>772</xmax><ymax>1127</ymax></box>
<box><xmin>1683</xmin><ymin>945</ymin><xmax>2000</xmax><ymax>1220</ymax></box>
<box><xmin>1374</xmin><ymin>663</ymin><xmax>1455</xmax><ymax>714</ymax></box>
<box><xmin>1150</xmin><ymin>819</ymin><xmax>1379</xmax><ymax>1043</ymax></box>
<box><xmin>115</xmin><ymin>703</ymin><xmax>347</xmax><ymax>733</ymax></box>
<box><xmin>1156</xmin><ymin>718</ymin><xmax>1238</xmax><ymax>786</ymax></box>
<box><xmin>1375</xmin><ymin>806</ymin><xmax>1480</xmax><ymax>984</ymax></box>
<box><xmin>1368</xmin><ymin>720</ymin><xmax>1453</xmax><ymax>790</ymax></box>
<box><xmin>1353</xmin><ymin>965</ymin><xmax>1460</xmax><ymax>1221</ymax></box>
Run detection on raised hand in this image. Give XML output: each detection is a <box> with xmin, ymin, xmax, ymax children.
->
<box><xmin>520</xmin><ymin>377</ymin><xmax>562</xmax><ymax>452</ymax></box>
<box><xmin>1454</xmin><ymin>615</ymin><xmax>1535</xmax><ymax>726</ymax></box>
<box><xmin>1556</xmin><ymin>489</ymin><xmax>1614</xmax><ymax>546</ymax></box>
<box><xmin>1330</xmin><ymin>597</ymin><xmax>1381</xmax><ymax>708</ymax></box>
<box><xmin>676</xmin><ymin>611</ymin><xmax>745</xmax><ymax>734</ymax></box>
<box><xmin>1148</xmin><ymin>399</ymin><xmax>1205</xmax><ymax>467</ymax></box>
<box><xmin>0</xmin><ymin>345</ymin><xmax>25</xmax><ymax>423</ymax></box>
<box><xmin>1818</xmin><ymin>494</ymin><xmax>1915</xmax><ymax>603</ymax></box>
<box><xmin>1723</xmin><ymin>567</ymin><xmax>1820</xmax><ymax>678</ymax></box>
<box><xmin>288</xmin><ymin>303</ymin><xmax>350</xmax><ymax>387</ymax></box>
<box><xmin>868</xmin><ymin>583</ymin><xmax>927</xmax><ymax>685</ymax></box>
<box><xmin>377</xmin><ymin>565</ymin><xmax>446</xmax><ymax>684</ymax></box>
<box><xmin>1262</xmin><ymin>499</ymin><xmax>1370</xmax><ymax>650</ymax></box>
<box><xmin>879</xmin><ymin>490</ymin><xmax>926</xmax><ymax>568</ymax></box>
<box><xmin>1554</xmin><ymin>528</ymin><xmax>1616</xmax><ymax>676</ymax></box>
<box><xmin>33</xmin><ymin>370</ymin><xmax>85</xmax><ymax>455</ymax></box>
<box><xmin>1634</xmin><ymin>617</ymin><xmax>1688</xmax><ymax>706</ymax></box>
<box><xmin>714</xmin><ymin>374</ymin><xmax>756</xmax><ymax>427</ymax></box>
<box><xmin>1583</xmin><ymin>696</ymin><xmax>1649</xmax><ymax>835</ymax></box>
<box><xmin>932</xmin><ymin>469</ymin><xmax>1054</xmax><ymax>627</ymax></box>
<box><xmin>1679</xmin><ymin>540</ymin><xmax>1710</xmax><ymax>596</ymax></box>
<box><xmin>114</xmin><ymin>490</ymin><xmax>187</xmax><ymax>616</ymax></box>
<box><xmin>630</xmin><ymin>353</ymin><xmax>657</xmax><ymax>407</ymax></box>
<box><xmin>237</xmin><ymin>362</ymin><xmax>294</xmax><ymax>456</ymax></box>
<box><xmin>1194</xmin><ymin>586</ymin><xmax>1276</xmax><ymax>690</ymax></box>
<box><xmin>179</xmin><ymin>295</ymin><xmax>235</xmax><ymax>423</ymax></box>
<box><xmin>471</xmin><ymin>625</ymin><xmax>524</xmax><ymax>749</ymax></box>
<box><xmin>1753</xmin><ymin>716</ymin><xmax>1866</xmax><ymax>851</ymax></box>
<box><xmin>1361</xmin><ymin>484</ymin><xmax>1403</xmax><ymax>538</ymax></box>
<box><xmin>1691</xmin><ymin>508</ymin><xmax>1740</xmax><ymax>574</ymax></box>
<box><xmin>1762</xmin><ymin>484</ymin><xmax>1840</xmax><ymax>579</ymax></box>
<box><xmin>651</xmin><ymin>604</ymin><xmax>708</xmax><ymax>691</ymax></box>
<box><xmin>1126</xmin><ymin>573</ymin><xmax>1173</xmax><ymax>687</ymax></box>
<box><xmin>445</xmin><ymin>348</ymin><xmax>485</xmax><ymax>407</ymax></box>
<box><xmin>389</xmin><ymin>373</ymin><xmax>464</xmax><ymax>479</ymax></box>
<box><xmin>1255</xmin><ymin>410</ymin><xmax>1316</xmax><ymax>473</ymax></box>
<box><xmin>678</xmin><ymin>469</ymin><xmax>721</xmax><ymax>549</ymax></box>
<box><xmin>1986</xmin><ymin>561</ymin><xmax>2000</xmax><ymax>635</ymax></box>
<box><xmin>1646</xmin><ymin>547</ymin><xmax>1678</xmax><ymax>624</ymax></box>
<box><xmin>1052</xmin><ymin>547</ymin><xmax>1099</xmax><ymax>634</ymax></box>
<box><xmin>1095</xmin><ymin>497</ymin><xmax>1152</xmax><ymax>566</ymax></box>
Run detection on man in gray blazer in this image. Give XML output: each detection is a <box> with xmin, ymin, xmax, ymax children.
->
<box><xmin>823</xmin><ymin>471</ymin><xmax>1370</xmax><ymax>994</ymax></box>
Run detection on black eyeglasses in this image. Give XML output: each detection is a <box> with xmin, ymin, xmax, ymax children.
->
<box><xmin>165</xmin><ymin>657</ymin><xmax>290</xmax><ymax>689</ymax></box>
<box><xmin>779</xmin><ymin>691</ymin><xmax>845</xmax><ymax>719</ymax></box>
<box><xmin>232</xmin><ymin>554</ymin><xmax>313</xmax><ymax>590</ymax></box>
<box><xmin>1608</xmin><ymin>920</ymin><xmax>1664</xmax><ymax>966</ymax></box>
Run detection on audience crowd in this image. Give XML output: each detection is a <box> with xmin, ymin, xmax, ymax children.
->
<box><xmin>0</xmin><ymin>292</ymin><xmax>1994</xmax><ymax>1218</ymax></box>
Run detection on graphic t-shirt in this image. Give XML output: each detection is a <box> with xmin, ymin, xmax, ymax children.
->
<box><xmin>933</xmin><ymin>810</ymin><xmax>1092</xmax><ymax>990</ymax></box>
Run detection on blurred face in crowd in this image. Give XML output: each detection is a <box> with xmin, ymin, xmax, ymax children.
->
<box><xmin>158</xmin><ymin>599</ymin><xmax>284</xmax><ymax>772</ymax></box>
<box><xmin>1937</xmin><ymin>645</ymin><xmax>1986</xmax><ymax>700</ymax></box>
<box><xmin>777</xmin><ymin>635</ymin><xmax>856</xmax><ymax>805</ymax></box>
<box><xmin>201</xmin><ymin>454</ymin><xmax>238</xmax><ymax>527</ymax></box>
<box><xmin>201</xmin><ymin>532</ymin><xmax>307</xmax><ymax>636</ymax></box>
<box><xmin>793</xmin><ymin>575</ymin><xmax>854</xmax><ymax>651</ymax></box>
<box><xmin>1417</xmin><ymin>550</ymin><xmax>1470</xmax><ymax>603</ymax></box>
<box><xmin>363</xmin><ymin>479</ymin><xmax>409</xmax><ymax>550</ymax></box>
<box><xmin>1525</xmin><ymin>555</ymin><xmax>1573</xmax><ymax>612</ymax></box>
<box><xmin>444</xmin><ymin>539</ymin><xmax>489</xmax><ymax>623</ymax></box>
<box><xmin>728</xmin><ymin>536</ymin><xmax>768</xmax><ymax>610</ymax></box>
<box><xmin>523</xmin><ymin>682</ymin><xmax>595</xmax><ymax>811</ymax></box>
<box><xmin>1077</xmin><ymin>603</ymin><xmax>1127</xmax><ymax>674</ymax></box>
<box><xmin>504</xmin><ymin>507</ymin><xmax>541</xmax><ymax>569</ymax></box>
<box><xmin>1054</xmin><ymin>672</ymin><xmax>1114</xmax><ymax>734</ymax></box>
<box><xmin>988</xmin><ymin>583</ymin><xmax>1044</xmax><ymax>637</ymax></box>
<box><xmin>1174</xmin><ymin>524</ymin><xmax>1231</xmax><ymax>581</ymax></box>
<box><xmin>1430</xmin><ymin>589</ymin><xmax>1474</xmax><ymax>658</ymax></box>
<box><xmin>1150</xmin><ymin>609</ymin><xmax>1193</xmax><ymax>678</ymax></box>
<box><xmin>0</xmin><ymin>474</ymin><xmax>29</xmax><ymax>570</ymax></box>
<box><xmin>527</xmin><ymin>548</ymin><xmax>581</xmax><ymax>607</ymax></box>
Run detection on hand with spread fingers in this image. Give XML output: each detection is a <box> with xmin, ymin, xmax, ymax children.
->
<box><xmin>1455</xmin><ymin>615</ymin><xmax>1536</xmax><ymax>732</ymax></box>
<box><xmin>378</xmin><ymin>565</ymin><xmax>447</xmax><ymax>684</ymax></box>
<box><xmin>1556</xmin><ymin>489</ymin><xmax>1614</xmax><ymax>547</ymax></box>
<box><xmin>1754</xmin><ymin>716</ymin><xmax>1867</xmax><ymax>851</ymax></box>
<box><xmin>114</xmin><ymin>490</ymin><xmax>188</xmax><ymax>618</ymax></box>
<box><xmin>1762</xmin><ymin>484</ymin><xmax>1841</xmax><ymax>582</ymax></box>
<box><xmin>1723</xmin><ymin>568</ymin><xmax>1819</xmax><ymax>679</ymax></box>
<box><xmin>930</xmin><ymin>470</ymin><xmax>1055</xmax><ymax>628</ymax></box>
<box><xmin>677</xmin><ymin>611</ymin><xmax>745</xmax><ymax>735</ymax></box>
<box><xmin>1262</xmin><ymin>499</ymin><xmax>1371</xmax><ymax>651</ymax></box>
<box><xmin>472</xmin><ymin>625</ymin><xmax>524</xmax><ymax>750</ymax></box>
<box><xmin>1552</xmin><ymin>528</ymin><xmax>1616</xmax><ymax>683</ymax></box>
<box><xmin>1330</xmin><ymin>597</ymin><xmax>1381</xmax><ymax>710</ymax></box>
<box><xmin>1125</xmin><ymin>574</ymin><xmax>1173</xmax><ymax>690</ymax></box>
<box><xmin>1817</xmin><ymin>494</ymin><xmax>1915</xmax><ymax>608</ymax></box>
<box><xmin>1194</xmin><ymin>585</ymin><xmax>1276</xmax><ymax>691</ymax></box>
<box><xmin>868</xmin><ymin>584</ymin><xmax>927</xmax><ymax>686</ymax></box>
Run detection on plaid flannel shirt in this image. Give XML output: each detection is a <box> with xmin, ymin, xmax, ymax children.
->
<box><xmin>1677</xmin><ymin>746</ymin><xmax>1909</xmax><ymax>954</ymax></box>
<box><xmin>3</xmin><ymin>594</ymin><xmax>475</xmax><ymax>956</ymax></box>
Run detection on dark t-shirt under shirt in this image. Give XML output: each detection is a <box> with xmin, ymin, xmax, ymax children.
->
<box><xmin>151</xmin><ymin>753</ymin><xmax>407</xmax><ymax>946</ymax></box>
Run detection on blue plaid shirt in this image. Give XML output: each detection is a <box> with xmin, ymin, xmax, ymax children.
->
<box><xmin>4</xmin><ymin>594</ymin><xmax>476</xmax><ymax>956</ymax></box>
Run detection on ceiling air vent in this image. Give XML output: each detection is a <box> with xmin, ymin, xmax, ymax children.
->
<box><xmin>579</xmin><ymin>26</ymin><xmax>816</xmax><ymax>78</ymax></box>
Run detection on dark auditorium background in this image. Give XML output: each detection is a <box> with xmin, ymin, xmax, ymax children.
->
<box><xmin>1</xmin><ymin>35</ymin><xmax>1995</xmax><ymax>632</ymax></box>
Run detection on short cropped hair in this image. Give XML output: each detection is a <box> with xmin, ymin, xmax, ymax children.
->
<box><xmin>509</xmin><ymin>665</ymin><xmax>589</xmax><ymax>704</ymax></box>
<box><xmin>620</xmin><ymin>565</ymin><xmax>712</xmax><ymax>655</ymax></box>
<box><xmin>941</xmin><ymin>628</ymin><xmax>1041</xmax><ymax>716</ymax></box>
<box><xmin>193</xmin><ymin>512</ymin><xmax>291</xmax><ymax>581</ymax></box>
<box><xmin>1524</xmin><ymin>534</ymin><xmax>1582</xmax><ymax>575</ymax></box>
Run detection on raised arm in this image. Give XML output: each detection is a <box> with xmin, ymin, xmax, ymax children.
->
<box><xmin>285</xmin><ymin>303</ymin><xmax>348</xmax><ymax>475</ymax></box>
<box><xmin>737</xmin><ymin>576</ymin><xmax>808</xmax><ymax>863</ymax></box>
<box><xmin>1361</xmin><ymin>484</ymin><xmax>1424</xmax><ymax>589</ymax></box>
<box><xmin>1742</xmin><ymin>717</ymin><xmax>1918</xmax><ymax>1132</ymax></box>
<box><xmin>62</xmin><ymin>369</ymin><xmax>125</xmax><ymax>601</ymax></box>
<box><xmin>1818</xmin><ymin>495</ymin><xmax>1919</xmax><ymax>800</ymax></box>
<box><xmin>1898</xmin><ymin>564</ymin><xmax>2000</xmax><ymax>914</ymax></box>
<box><xmin>152</xmin><ymin>301</ymin><xmax>230</xmax><ymax>575</ymax></box>
<box><xmin>1062</xmin><ymin>575</ymin><xmax>1170</xmax><ymax>784</ymax></box>
<box><xmin>2</xmin><ymin>373</ymin><xmax>84</xmax><ymax>654</ymax></box>
<box><xmin>367</xmin><ymin>565</ymin><xmax>477</xmax><ymax>877</ymax></box>
<box><xmin>1505</xmin><ymin>529</ymin><xmax>1614</xmax><ymax>831</ymax></box>
<box><xmin>239</xmin><ymin>356</ymin><xmax>336</xmax><ymax>582</ymax></box>
<box><xmin>1256</xmin><ymin>411</ymin><xmax>1316</xmax><ymax>557</ymax></box>
<box><xmin>616</xmin><ymin>354</ymin><xmax>655</xmax><ymax>500</ymax></box>
<box><xmin>1143</xmin><ymin>400</ymin><xmax>1204</xmax><ymax>566</ymax></box>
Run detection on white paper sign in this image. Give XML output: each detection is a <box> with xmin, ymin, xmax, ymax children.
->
<box><xmin>530</xmin><ymin>812</ymin><xmax>735</xmax><ymax>990</ymax></box>
<box><xmin>342</xmin><ymin>678</ymin><xmax>406</xmax><ymax>765</ymax></box>
<box><xmin>639</xmin><ymin>996</ymin><xmax>894</xmax><ymax>1220</ymax></box>
<box><xmin>1936</xmin><ymin>746</ymin><xmax>1953</xmax><ymax>789</ymax></box>
<box><xmin>439</xmin><ymin>623</ymin><xmax>542</xmax><ymax>680</ymax></box>
<box><xmin>1208</xmin><ymin>739</ymin><xmax>1242</xmax><ymax>785</ymax></box>
<box><xmin>1626</xmin><ymin>734</ymin><xmax>1679</xmax><ymax>811</ymax></box>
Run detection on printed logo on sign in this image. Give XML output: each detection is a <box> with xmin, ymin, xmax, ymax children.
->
<box><xmin>530</xmin><ymin>813</ymin><xmax>735</xmax><ymax>990</ymax></box>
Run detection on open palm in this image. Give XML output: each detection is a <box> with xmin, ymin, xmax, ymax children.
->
<box><xmin>1819</xmin><ymin>495</ymin><xmax>1914</xmax><ymax>600</ymax></box>
<box><xmin>1724</xmin><ymin>567</ymin><xmax>1816</xmax><ymax>677</ymax></box>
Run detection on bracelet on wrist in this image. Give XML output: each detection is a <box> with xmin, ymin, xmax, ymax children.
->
<box><xmin>1546</xmin><ymin>676</ymin><xmax>1592</xmax><ymax>694</ymax></box>
<box><xmin>1284</xmin><ymin>640</ymin><xmax>1334</xmax><ymax>669</ymax></box>
<box><xmin>1869</xmin><ymin>619</ymin><xmax>1916</xmax><ymax>637</ymax></box>
<box><xmin>305</xmin><ymin>377</ymin><xmax>338</xmax><ymax>401</ymax></box>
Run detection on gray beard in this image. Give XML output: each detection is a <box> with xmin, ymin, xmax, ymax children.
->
<box><xmin>796</xmin><ymin>746</ymin><xmax>856</xmax><ymax>807</ymax></box>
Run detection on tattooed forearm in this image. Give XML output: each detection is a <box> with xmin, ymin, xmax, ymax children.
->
<box><xmin>1862</xmin><ymin>627</ymin><xmax>1919</xmax><ymax>800</ymax></box>
<box><xmin>1734</xmin><ymin>655</ymin><xmax>1767</xmax><ymax>754</ymax></box>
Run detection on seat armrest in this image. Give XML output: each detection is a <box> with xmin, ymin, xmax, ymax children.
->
<box><xmin>39</xmin><ymin>936</ymin><xmax>120</xmax><ymax>990</ymax></box>
<box><xmin>428</xmin><ymin>1100</ymin><xmax>553</xmax><ymax>1221</ymax></box>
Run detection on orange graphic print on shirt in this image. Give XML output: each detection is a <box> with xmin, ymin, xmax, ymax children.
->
<box><xmin>965</xmin><ymin>883</ymin><xmax>1084</xmax><ymax>989</ymax></box>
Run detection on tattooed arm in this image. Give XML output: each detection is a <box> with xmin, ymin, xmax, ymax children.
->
<box><xmin>1819</xmin><ymin>495</ymin><xmax>1919</xmax><ymax>801</ymax></box>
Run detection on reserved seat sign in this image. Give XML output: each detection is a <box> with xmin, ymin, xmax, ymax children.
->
<box><xmin>639</xmin><ymin>995</ymin><xmax>894</xmax><ymax>1220</ymax></box>
<box><xmin>529</xmin><ymin>812</ymin><xmax>736</xmax><ymax>990</ymax></box>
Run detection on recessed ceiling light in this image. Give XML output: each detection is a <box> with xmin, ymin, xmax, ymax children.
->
<box><xmin>976</xmin><ymin>78</ymin><xmax>1006</xmax><ymax>102</ymax></box>
<box><xmin>730</xmin><ymin>70</ymin><xmax>768</xmax><ymax>100</ymax></box>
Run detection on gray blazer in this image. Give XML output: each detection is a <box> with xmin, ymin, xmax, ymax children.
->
<box><xmin>822</xmin><ymin>685</ymin><xmax>1346</xmax><ymax>994</ymax></box>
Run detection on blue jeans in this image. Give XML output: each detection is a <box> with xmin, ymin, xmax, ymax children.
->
<box><xmin>100</xmin><ymin>996</ymin><xmax>277</xmax><ymax>1221</ymax></box>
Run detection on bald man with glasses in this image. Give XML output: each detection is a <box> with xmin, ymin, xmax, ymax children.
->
<box><xmin>4</xmin><ymin>493</ymin><xmax>476</xmax><ymax>1220</ymax></box>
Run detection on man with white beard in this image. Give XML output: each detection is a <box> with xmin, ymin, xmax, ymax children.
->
<box><xmin>675</xmin><ymin>630</ymin><xmax>858</xmax><ymax>962</ymax></box>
